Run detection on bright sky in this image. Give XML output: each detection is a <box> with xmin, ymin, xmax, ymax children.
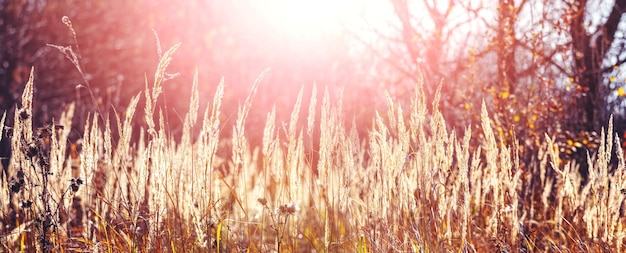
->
<box><xmin>207</xmin><ymin>0</ymin><xmax>489</xmax><ymax>94</ymax></box>
<box><xmin>247</xmin><ymin>0</ymin><xmax>397</xmax><ymax>42</ymax></box>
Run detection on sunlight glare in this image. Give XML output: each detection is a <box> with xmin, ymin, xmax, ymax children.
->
<box><xmin>250</xmin><ymin>0</ymin><xmax>392</xmax><ymax>40</ymax></box>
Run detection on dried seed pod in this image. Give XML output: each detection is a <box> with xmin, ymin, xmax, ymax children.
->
<box><xmin>21</xmin><ymin>200</ymin><xmax>33</xmax><ymax>208</ymax></box>
<box><xmin>70</xmin><ymin>183</ymin><xmax>79</xmax><ymax>192</ymax></box>
<box><xmin>257</xmin><ymin>198</ymin><xmax>267</xmax><ymax>206</ymax></box>
<box><xmin>18</xmin><ymin>109</ymin><xmax>30</xmax><ymax>120</ymax></box>
<box><xmin>10</xmin><ymin>182</ymin><xmax>21</xmax><ymax>193</ymax></box>
<box><xmin>26</xmin><ymin>143</ymin><xmax>39</xmax><ymax>158</ymax></box>
<box><xmin>70</xmin><ymin>177</ymin><xmax>83</xmax><ymax>192</ymax></box>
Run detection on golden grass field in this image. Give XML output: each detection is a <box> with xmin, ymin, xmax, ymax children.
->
<box><xmin>1</xmin><ymin>44</ymin><xmax>626</xmax><ymax>252</ymax></box>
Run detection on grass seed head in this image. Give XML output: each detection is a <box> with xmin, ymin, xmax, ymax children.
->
<box><xmin>258</xmin><ymin>198</ymin><xmax>268</xmax><ymax>207</ymax></box>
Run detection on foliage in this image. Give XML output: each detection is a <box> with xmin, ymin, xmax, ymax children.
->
<box><xmin>347</xmin><ymin>1</ymin><xmax>626</xmax><ymax>172</ymax></box>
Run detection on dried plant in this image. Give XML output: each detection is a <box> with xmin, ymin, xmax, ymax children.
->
<box><xmin>2</xmin><ymin>39</ymin><xmax>626</xmax><ymax>253</ymax></box>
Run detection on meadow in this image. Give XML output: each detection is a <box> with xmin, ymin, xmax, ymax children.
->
<box><xmin>1</xmin><ymin>44</ymin><xmax>625</xmax><ymax>252</ymax></box>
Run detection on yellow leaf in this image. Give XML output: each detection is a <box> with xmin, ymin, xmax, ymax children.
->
<box><xmin>464</xmin><ymin>102</ymin><xmax>470</xmax><ymax>110</ymax></box>
<box><xmin>618</xmin><ymin>87</ymin><xmax>626</xmax><ymax>97</ymax></box>
<box><xmin>610</xmin><ymin>76</ymin><xmax>617</xmax><ymax>82</ymax></box>
<box><xmin>514</xmin><ymin>115</ymin><xmax>521</xmax><ymax>122</ymax></box>
<box><xmin>500</xmin><ymin>90</ymin><xmax>510</xmax><ymax>99</ymax></box>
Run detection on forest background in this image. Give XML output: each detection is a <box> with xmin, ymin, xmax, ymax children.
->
<box><xmin>2</xmin><ymin>0</ymin><xmax>626</xmax><ymax>160</ymax></box>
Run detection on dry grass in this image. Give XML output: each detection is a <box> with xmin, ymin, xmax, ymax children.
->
<box><xmin>1</xmin><ymin>46</ymin><xmax>626</xmax><ymax>252</ymax></box>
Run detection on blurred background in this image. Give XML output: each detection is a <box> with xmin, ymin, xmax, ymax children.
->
<box><xmin>2</xmin><ymin>0</ymin><xmax>626</xmax><ymax>169</ymax></box>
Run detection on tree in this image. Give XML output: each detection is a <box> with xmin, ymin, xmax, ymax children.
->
<box><xmin>354</xmin><ymin>0</ymin><xmax>626</xmax><ymax>164</ymax></box>
<box><xmin>569</xmin><ymin>0</ymin><xmax>626</xmax><ymax>131</ymax></box>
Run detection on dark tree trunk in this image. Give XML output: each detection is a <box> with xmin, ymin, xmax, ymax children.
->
<box><xmin>570</xmin><ymin>0</ymin><xmax>626</xmax><ymax>131</ymax></box>
<box><xmin>497</xmin><ymin>0</ymin><xmax>517</xmax><ymax>93</ymax></box>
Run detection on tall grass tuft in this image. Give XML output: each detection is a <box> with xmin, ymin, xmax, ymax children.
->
<box><xmin>2</xmin><ymin>49</ymin><xmax>626</xmax><ymax>252</ymax></box>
